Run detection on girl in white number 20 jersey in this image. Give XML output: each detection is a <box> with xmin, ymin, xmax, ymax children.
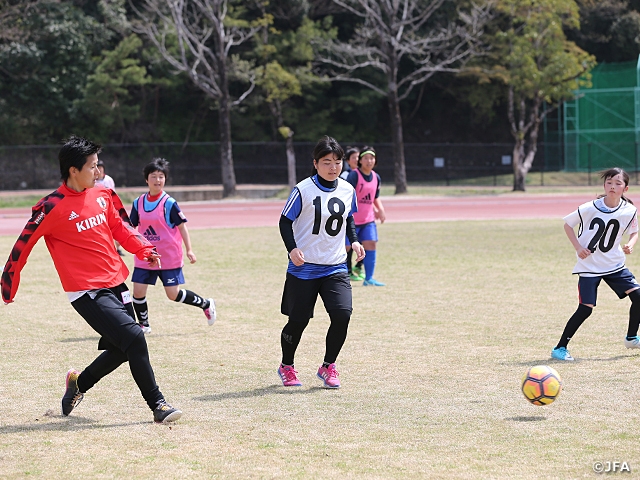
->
<box><xmin>552</xmin><ymin>168</ymin><xmax>640</xmax><ymax>361</ymax></box>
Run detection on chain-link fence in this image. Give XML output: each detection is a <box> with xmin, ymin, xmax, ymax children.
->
<box><xmin>0</xmin><ymin>140</ymin><xmax>610</xmax><ymax>191</ymax></box>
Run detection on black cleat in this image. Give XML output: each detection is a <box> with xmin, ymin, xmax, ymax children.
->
<box><xmin>153</xmin><ymin>401</ymin><xmax>182</xmax><ymax>424</ymax></box>
<box><xmin>61</xmin><ymin>369</ymin><xmax>84</xmax><ymax>416</ymax></box>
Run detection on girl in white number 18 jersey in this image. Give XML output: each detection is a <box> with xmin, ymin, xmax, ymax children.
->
<box><xmin>552</xmin><ymin>168</ymin><xmax>640</xmax><ymax>361</ymax></box>
<box><xmin>278</xmin><ymin>136</ymin><xmax>366</xmax><ymax>388</ymax></box>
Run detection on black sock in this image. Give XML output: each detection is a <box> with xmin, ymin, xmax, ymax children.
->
<box><xmin>175</xmin><ymin>289</ymin><xmax>209</xmax><ymax>309</ymax></box>
<box><xmin>133</xmin><ymin>296</ymin><xmax>148</xmax><ymax>324</ymax></box>
<box><xmin>627</xmin><ymin>290</ymin><xmax>640</xmax><ymax>338</ymax></box>
<box><xmin>556</xmin><ymin>304</ymin><xmax>593</xmax><ymax>349</ymax></box>
<box><xmin>346</xmin><ymin>249</ymin><xmax>353</xmax><ymax>274</ymax></box>
<box><xmin>281</xmin><ymin>319</ymin><xmax>309</xmax><ymax>366</ymax></box>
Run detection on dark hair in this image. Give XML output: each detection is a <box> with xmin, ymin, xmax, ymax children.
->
<box><xmin>313</xmin><ymin>136</ymin><xmax>344</xmax><ymax>162</ymax></box>
<box><xmin>358</xmin><ymin>145</ymin><xmax>377</xmax><ymax>168</ymax></box>
<box><xmin>345</xmin><ymin>146</ymin><xmax>359</xmax><ymax>160</ymax></box>
<box><xmin>143</xmin><ymin>158</ymin><xmax>170</xmax><ymax>179</ymax></box>
<box><xmin>598</xmin><ymin>167</ymin><xmax>633</xmax><ymax>204</ymax></box>
<box><xmin>310</xmin><ymin>136</ymin><xmax>344</xmax><ymax>175</ymax></box>
<box><xmin>58</xmin><ymin>135</ymin><xmax>102</xmax><ymax>181</ymax></box>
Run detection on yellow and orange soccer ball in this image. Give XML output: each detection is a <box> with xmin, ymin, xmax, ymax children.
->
<box><xmin>521</xmin><ymin>365</ymin><xmax>562</xmax><ymax>406</ymax></box>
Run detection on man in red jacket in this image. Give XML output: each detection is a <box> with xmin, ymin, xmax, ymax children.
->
<box><xmin>1</xmin><ymin>135</ymin><xmax>182</xmax><ymax>424</ymax></box>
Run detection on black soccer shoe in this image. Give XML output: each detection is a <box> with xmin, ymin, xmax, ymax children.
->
<box><xmin>153</xmin><ymin>401</ymin><xmax>182</xmax><ymax>424</ymax></box>
<box><xmin>61</xmin><ymin>369</ymin><xmax>84</xmax><ymax>416</ymax></box>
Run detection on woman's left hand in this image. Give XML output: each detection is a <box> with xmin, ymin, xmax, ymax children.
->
<box><xmin>352</xmin><ymin>242</ymin><xmax>366</xmax><ymax>262</ymax></box>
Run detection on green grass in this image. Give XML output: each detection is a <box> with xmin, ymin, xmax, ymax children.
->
<box><xmin>1</xmin><ymin>221</ymin><xmax>640</xmax><ymax>478</ymax></box>
<box><xmin>0</xmin><ymin>191</ymin><xmax>143</xmax><ymax>209</ymax></box>
<box><xmin>0</xmin><ymin>195</ymin><xmax>49</xmax><ymax>209</ymax></box>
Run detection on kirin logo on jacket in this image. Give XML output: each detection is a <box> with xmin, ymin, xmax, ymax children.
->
<box><xmin>76</xmin><ymin>213</ymin><xmax>107</xmax><ymax>232</ymax></box>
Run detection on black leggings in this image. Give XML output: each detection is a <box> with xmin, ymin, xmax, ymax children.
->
<box><xmin>71</xmin><ymin>285</ymin><xmax>163</xmax><ymax>410</ymax></box>
<box><xmin>281</xmin><ymin>309</ymin><xmax>351</xmax><ymax>366</ymax></box>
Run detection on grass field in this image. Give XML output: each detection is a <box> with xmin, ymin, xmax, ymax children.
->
<box><xmin>1</xmin><ymin>219</ymin><xmax>640</xmax><ymax>478</ymax></box>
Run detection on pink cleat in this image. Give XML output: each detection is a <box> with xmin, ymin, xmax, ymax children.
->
<box><xmin>204</xmin><ymin>298</ymin><xmax>216</xmax><ymax>326</ymax></box>
<box><xmin>317</xmin><ymin>363</ymin><xmax>341</xmax><ymax>388</ymax></box>
<box><xmin>278</xmin><ymin>364</ymin><xmax>302</xmax><ymax>387</ymax></box>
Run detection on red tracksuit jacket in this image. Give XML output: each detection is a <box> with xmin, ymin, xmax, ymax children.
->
<box><xmin>1</xmin><ymin>183</ymin><xmax>156</xmax><ymax>303</ymax></box>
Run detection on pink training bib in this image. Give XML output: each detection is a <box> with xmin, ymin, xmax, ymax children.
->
<box><xmin>352</xmin><ymin>169</ymin><xmax>378</xmax><ymax>225</ymax></box>
<box><xmin>133</xmin><ymin>193</ymin><xmax>184</xmax><ymax>270</ymax></box>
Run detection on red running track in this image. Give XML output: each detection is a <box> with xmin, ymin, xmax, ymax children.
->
<box><xmin>0</xmin><ymin>194</ymin><xmax>595</xmax><ymax>237</ymax></box>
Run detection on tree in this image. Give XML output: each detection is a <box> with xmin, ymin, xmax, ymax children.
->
<box><xmin>491</xmin><ymin>0</ymin><xmax>596</xmax><ymax>191</ymax></box>
<box><xmin>257</xmin><ymin>61</ymin><xmax>302</xmax><ymax>188</ymax></box>
<box><xmin>0</xmin><ymin>1</ymin><xmax>111</xmax><ymax>144</ymax></box>
<box><xmin>314</xmin><ymin>0</ymin><xmax>493</xmax><ymax>194</ymax></box>
<box><xmin>74</xmin><ymin>34</ymin><xmax>151</xmax><ymax>142</ymax></box>
<box><xmin>252</xmin><ymin>1</ymin><xmax>329</xmax><ymax>188</ymax></box>
<box><xmin>0</xmin><ymin>0</ymin><xmax>50</xmax><ymax>42</ymax></box>
<box><xmin>570</xmin><ymin>0</ymin><xmax>640</xmax><ymax>63</ymax></box>
<box><xmin>131</xmin><ymin>0</ymin><xmax>266</xmax><ymax>197</ymax></box>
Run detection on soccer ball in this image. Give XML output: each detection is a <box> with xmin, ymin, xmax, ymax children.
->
<box><xmin>521</xmin><ymin>365</ymin><xmax>562</xmax><ymax>406</ymax></box>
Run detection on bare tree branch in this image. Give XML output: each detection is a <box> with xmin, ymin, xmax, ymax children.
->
<box><xmin>314</xmin><ymin>0</ymin><xmax>494</xmax><ymax>193</ymax></box>
<box><xmin>131</xmin><ymin>0</ymin><xmax>263</xmax><ymax>197</ymax></box>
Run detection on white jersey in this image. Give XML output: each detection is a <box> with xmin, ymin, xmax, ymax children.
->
<box><xmin>96</xmin><ymin>174</ymin><xmax>115</xmax><ymax>190</ymax></box>
<box><xmin>564</xmin><ymin>197</ymin><xmax>638</xmax><ymax>276</ymax></box>
<box><xmin>291</xmin><ymin>177</ymin><xmax>355</xmax><ymax>266</ymax></box>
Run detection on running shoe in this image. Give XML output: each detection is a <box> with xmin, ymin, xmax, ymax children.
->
<box><xmin>61</xmin><ymin>369</ymin><xmax>84</xmax><ymax>416</ymax></box>
<box><xmin>352</xmin><ymin>265</ymin><xmax>364</xmax><ymax>279</ymax></box>
<box><xmin>349</xmin><ymin>273</ymin><xmax>364</xmax><ymax>281</ymax></box>
<box><xmin>139</xmin><ymin>320</ymin><xmax>151</xmax><ymax>334</ymax></box>
<box><xmin>277</xmin><ymin>364</ymin><xmax>302</xmax><ymax>387</ymax></box>
<box><xmin>551</xmin><ymin>346</ymin><xmax>574</xmax><ymax>361</ymax></box>
<box><xmin>153</xmin><ymin>401</ymin><xmax>183</xmax><ymax>423</ymax></box>
<box><xmin>624</xmin><ymin>336</ymin><xmax>640</xmax><ymax>349</ymax></box>
<box><xmin>204</xmin><ymin>298</ymin><xmax>216</xmax><ymax>326</ymax></box>
<box><xmin>317</xmin><ymin>363</ymin><xmax>341</xmax><ymax>388</ymax></box>
<box><xmin>363</xmin><ymin>278</ymin><xmax>385</xmax><ymax>286</ymax></box>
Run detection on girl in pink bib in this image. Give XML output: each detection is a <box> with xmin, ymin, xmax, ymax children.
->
<box><xmin>345</xmin><ymin>146</ymin><xmax>387</xmax><ymax>286</ymax></box>
<box><xmin>130</xmin><ymin>158</ymin><xmax>216</xmax><ymax>333</ymax></box>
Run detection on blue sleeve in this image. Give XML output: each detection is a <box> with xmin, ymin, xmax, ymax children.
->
<box><xmin>130</xmin><ymin>199</ymin><xmax>139</xmax><ymax>227</ymax></box>
<box><xmin>281</xmin><ymin>187</ymin><xmax>302</xmax><ymax>221</ymax></box>
<box><xmin>346</xmin><ymin>170</ymin><xmax>358</xmax><ymax>189</ymax></box>
<box><xmin>375</xmin><ymin>173</ymin><xmax>381</xmax><ymax>199</ymax></box>
<box><xmin>169</xmin><ymin>201</ymin><xmax>186</xmax><ymax>227</ymax></box>
<box><xmin>350</xmin><ymin>190</ymin><xmax>358</xmax><ymax>217</ymax></box>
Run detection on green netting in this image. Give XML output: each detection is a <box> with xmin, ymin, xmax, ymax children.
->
<box><xmin>562</xmin><ymin>59</ymin><xmax>640</xmax><ymax>172</ymax></box>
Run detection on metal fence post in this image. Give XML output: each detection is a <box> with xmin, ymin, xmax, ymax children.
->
<box><xmin>540</xmin><ymin>150</ymin><xmax>545</xmax><ymax>187</ymax></box>
<box><xmin>588</xmin><ymin>142</ymin><xmax>592</xmax><ymax>186</ymax></box>
<box><xmin>32</xmin><ymin>156</ymin><xmax>37</xmax><ymax>189</ymax></box>
<box><xmin>493</xmin><ymin>161</ymin><xmax>497</xmax><ymax>187</ymax></box>
<box><xmin>635</xmin><ymin>141</ymin><xmax>638</xmax><ymax>185</ymax></box>
<box><xmin>445</xmin><ymin>159</ymin><xmax>449</xmax><ymax>187</ymax></box>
